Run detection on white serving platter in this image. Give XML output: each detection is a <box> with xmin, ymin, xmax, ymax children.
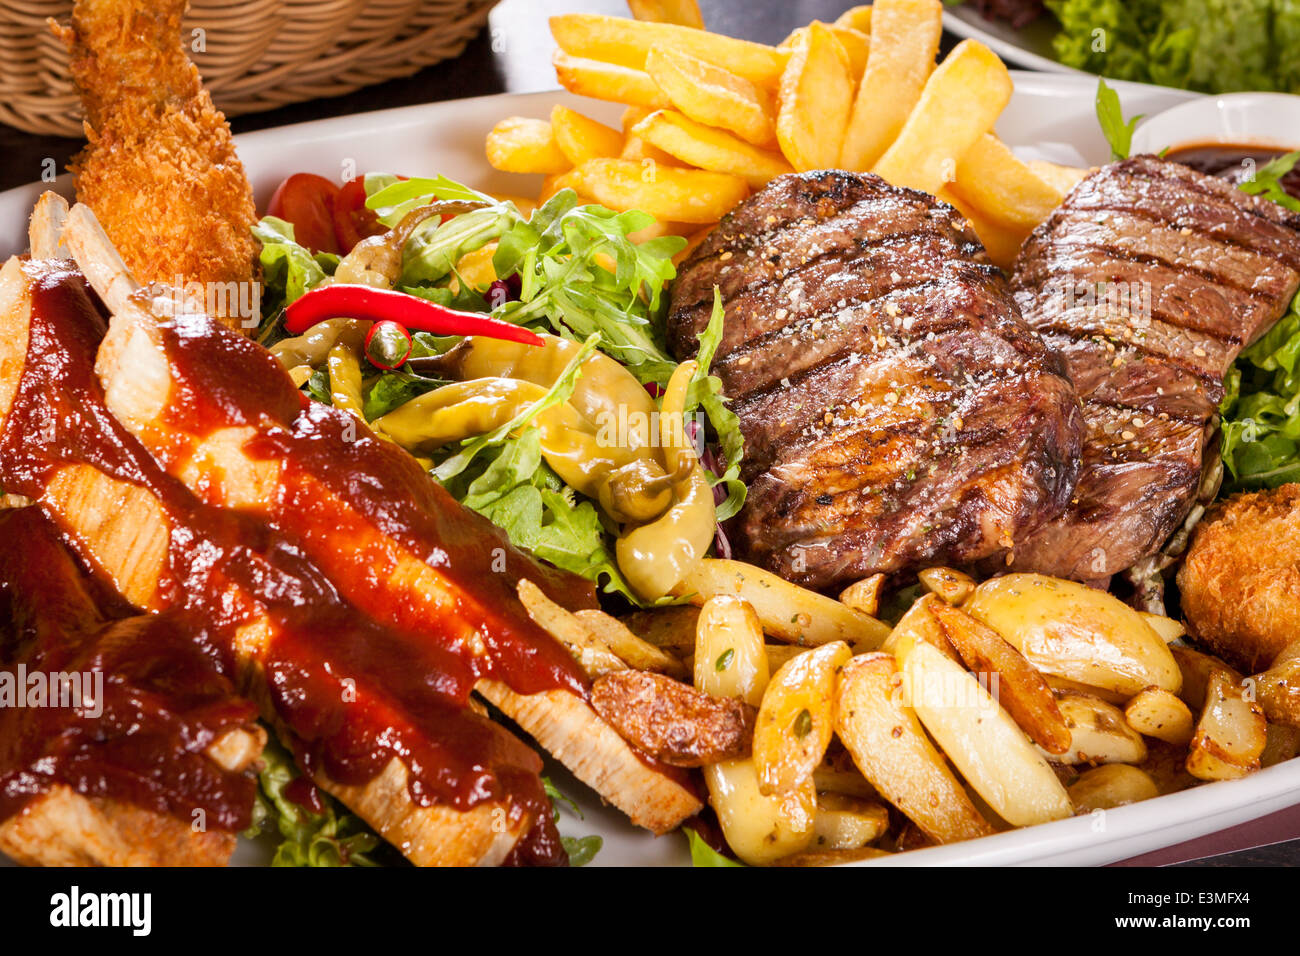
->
<box><xmin>9</xmin><ymin>74</ymin><xmax>1296</xmax><ymax>868</ymax></box>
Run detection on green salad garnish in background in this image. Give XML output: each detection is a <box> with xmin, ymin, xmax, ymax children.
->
<box><xmin>1222</xmin><ymin>292</ymin><xmax>1300</xmax><ymax>490</ymax></box>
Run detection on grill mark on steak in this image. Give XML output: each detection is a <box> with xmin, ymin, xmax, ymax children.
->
<box><xmin>668</xmin><ymin>170</ymin><xmax>1083</xmax><ymax>589</ymax></box>
<box><xmin>1007</xmin><ymin>156</ymin><xmax>1300</xmax><ymax>581</ymax></box>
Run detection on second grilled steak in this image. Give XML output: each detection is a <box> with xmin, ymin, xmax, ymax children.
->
<box><xmin>668</xmin><ymin>171</ymin><xmax>1083</xmax><ymax>590</ymax></box>
<box><xmin>1008</xmin><ymin>156</ymin><xmax>1300</xmax><ymax>581</ymax></box>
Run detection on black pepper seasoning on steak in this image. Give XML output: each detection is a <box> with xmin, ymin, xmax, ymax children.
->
<box><xmin>667</xmin><ymin>170</ymin><xmax>1084</xmax><ymax>591</ymax></box>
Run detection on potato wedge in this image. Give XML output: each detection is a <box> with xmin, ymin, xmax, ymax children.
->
<box><xmin>1170</xmin><ymin>644</ymin><xmax>1242</xmax><ymax>711</ymax></box>
<box><xmin>902</xmin><ymin>640</ymin><xmax>1073</xmax><ymax>826</ymax></box>
<box><xmin>705</xmin><ymin>759</ymin><xmax>816</xmax><ymax>865</ymax></box>
<box><xmin>918</xmin><ymin>566</ymin><xmax>976</xmax><ymax>605</ymax></box>
<box><xmin>773</xmin><ymin>846</ymin><xmax>892</xmax><ymax>866</ymax></box>
<box><xmin>516</xmin><ymin>579</ymin><xmax>625</xmax><ymax>677</ymax></box>
<box><xmin>1251</xmin><ymin>640</ymin><xmax>1300</xmax><ymax>728</ymax></box>
<box><xmin>834</xmin><ymin>652</ymin><xmax>995</xmax><ymax>844</ymax></box>
<box><xmin>485</xmin><ymin>117</ymin><xmax>570</xmax><ymax>174</ymax></box>
<box><xmin>626</xmin><ymin>0</ymin><xmax>704</xmax><ymax>28</ymax></box>
<box><xmin>1124</xmin><ymin>686</ymin><xmax>1195</xmax><ymax>746</ymax></box>
<box><xmin>1068</xmin><ymin>764</ymin><xmax>1159</xmax><ymax>812</ymax></box>
<box><xmin>929</xmin><ymin>601</ymin><xmax>1070</xmax><ymax>755</ymax></box>
<box><xmin>550</xmin><ymin>14</ymin><xmax>788</xmax><ymax>87</ymax></box>
<box><xmin>839</xmin><ymin>0</ymin><xmax>943</xmax><ymax>172</ymax></box>
<box><xmin>694</xmin><ymin>595</ymin><xmax>768</xmax><ymax>705</ymax></box>
<box><xmin>753</xmin><ymin>641</ymin><xmax>852</xmax><ymax>795</ymax></box>
<box><xmin>1050</xmin><ymin>691</ymin><xmax>1148</xmax><ymax>766</ymax></box>
<box><xmin>1262</xmin><ymin>723</ymin><xmax>1300</xmax><ymax>767</ymax></box>
<box><xmin>881</xmin><ymin>592</ymin><xmax>959</xmax><ymax>663</ymax></box>
<box><xmin>677</xmin><ymin>558</ymin><xmax>892</xmax><ymax>648</ymax></box>
<box><xmin>873</xmin><ymin>40</ymin><xmax>1013</xmax><ymax>195</ymax></box>
<box><xmin>620</xmin><ymin>605</ymin><xmax>700</xmax><ymax>653</ymax></box>
<box><xmin>950</xmin><ymin>134</ymin><xmax>1069</xmax><ymax>231</ymax></box>
<box><xmin>811</xmin><ymin>792</ymin><xmax>890</xmax><ymax>850</ymax></box>
<box><xmin>564</xmin><ymin>158</ymin><xmax>747</xmax><ymax>223</ymax></box>
<box><xmin>1186</xmin><ymin>670</ymin><xmax>1267</xmax><ymax>781</ymax></box>
<box><xmin>1043</xmin><ymin>674</ymin><xmax>1129</xmax><ymax>706</ymax></box>
<box><xmin>574</xmin><ymin>608</ymin><xmax>685</xmax><ymax>677</ymax></box>
<box><xmin>1140</xmin><ymin>612</ymin><xmax>1185</xmax><ymax>644</ymax></box>
<box><xmin>962</xmin><ymin>573</ymin><xmax>1182</xmax><ymax>697</ymax></box>
<box><xmin>632</xmin><ymin>110</ymin><xmax>792</xmax><ymax>188</ymax></box>
<box><xmin>775</xmin><ymin>22</ymin><xmax>855</xmax><ymax>172</ymax></box>
<box><xmin>764</xmin><ymin>643</ymin><xmax>811</xmax><ymax>672</ymax></box>
<box><xmin>553</xmin><ymin>51</ymin><xmax>671</xmax><ymax>110</ymax></box>
<box><xmin>645</xmin><ymin>48</ymin><xmax>776</xmax><ymax>147</ymax></box>
<box><xmin>550</xmin><ymin>105</ymin><xmax>625</xmax><ymax>166</ymax></box>
<box><xmin>838</xmin><ymin>574</ymin><xmax>887</xmax><ymax>618</ymax></box>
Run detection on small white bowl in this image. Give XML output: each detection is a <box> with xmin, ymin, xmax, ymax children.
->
<box><xmin>1131</xmin><ymin>92</ymin><xmax>1300</xmax><ymax>155</ymax></box>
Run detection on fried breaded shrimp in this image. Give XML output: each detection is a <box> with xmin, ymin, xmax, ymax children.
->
<box><xmin>1178</xmin><ymin>484</ymin><xmax>1300</xmax><ymax>673</ymax></box>
<box><xmin>55</xmin><ymin>0</ymin><xmax>259</xmax><ymax>329</ymax></box>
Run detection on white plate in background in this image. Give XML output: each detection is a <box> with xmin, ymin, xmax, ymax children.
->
<box><xmin>11</xmin><ymin>76</ymin><xmax>1294</xmax><ymax>870</ymax></box>
<box><xmin>944</xmin><ymin>5</ymin><xmax>1079</xmax><ymax>76</ymax></box>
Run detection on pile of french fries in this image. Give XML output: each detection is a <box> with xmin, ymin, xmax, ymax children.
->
<box><xmin>485</xmin><ymin>0</ymin><xmax>1092</xmax><ymax>268</ymax></box>
<box><xmin>521</xmin><ymin>558</ymin><xmax>1297</xmax><ymax>866</ymax></box>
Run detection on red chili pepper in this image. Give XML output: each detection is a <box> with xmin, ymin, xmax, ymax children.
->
<box><xmin>284</xmin><ymin>283</ymin><xmax>543</xmax><ymax>347</ymax></box>
<box><xmin>364</xmin><ymin>320</ymin><xmax>414</xmax><ymax>370</ymax></box>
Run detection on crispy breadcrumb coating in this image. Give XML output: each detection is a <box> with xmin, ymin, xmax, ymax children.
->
<box><xmin>55</xmin><ymin>0</ymin><xmax>259</xmax><ymax>329</ymax></box>
<box><xmin>1178</xmin><ymin>484</ymin><xmax>1300</xmax><ymax>674</ymax></box>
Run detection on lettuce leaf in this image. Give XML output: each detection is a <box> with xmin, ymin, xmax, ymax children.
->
<box><xmin>684</xmin><ymin>827</ymin><xmax>744</xmax><ymax>867</ymax></box>
<box><xmin>1221</xmin><ymin>293</ymin><xmax>1300</xmax><ymax>489</ymax></box>
<box><xmin>251</xmin><ymin>216</ymin><xmax>336</xmax><ymax>333</ymax></box>
<box><xmin>686</xmin><ymin>289</ymin><xmax>747</xmax><ymax>521</ymax></box>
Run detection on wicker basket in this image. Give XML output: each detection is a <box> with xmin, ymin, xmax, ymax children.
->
<box><xmin>0</xmin><ymin>0</ymin><xmax>500</xmax><ymax>137</ymax></box>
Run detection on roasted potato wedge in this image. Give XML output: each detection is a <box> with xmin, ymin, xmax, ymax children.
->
<box><xmin>694</xmin><ymin>594</ymin><xmax>768</xmax><ymax>705</ymax></box>
<box><xmin>619</xmin><ymin>604</ymin><xmax>700</xmax><ymax>653</ymax></box>
<box><xmin>1067</xmin><ymin>764</ymin><xmax>1159</xmax><ymax>812</ymax></box>
<box><xmin>1262</xmin><ymin>723</ymin><xmax>1300</xmax><ymax>768</ymax></box>
<box><xmin>573</xmin><ymin>608</ymin><xmax>685</xmax><ymax>676</ymax></box>
<box><xmin>1124</xmin><ymin>686</ymin><xmax>1195</xmax><ymax>746</ymax></box>
<box><xmin>1186</xmin><ymin>670</ymin><xmax>1267</xmax><ymax>781</ymax></box>
<box><xmin>1171</xmin><ymin>644</ymin><xmax>1242</xmax><ymax>711</ymax></box>
<box><xmin>918</xmin><ymin>566</ymin><xmax>976</xmax><ymax>605</ymax></box>
<box><xmin>753</xmin><ymin>641</ymin><xmax>852</xmax><ymax>795</ymax></box>
<box><xmin>811</xmin><ymin>792</ymin><xmax>890</xmax><ymax>850</ymax></box>
<box><xmin>834</xmin><ymin>652</ymin><xmax>995</xmax><ymax>844</ymax></box>
<box><xmin>517</xmin><ymin>579</ymin><xmax>625</xmax><ymax>677</ymax></box>
<box><xmin>1251</xmin><ymin>640</ymin><xmax>1300</xmax><ymax>728</ymax></box>
<box><xmin>1051</xmin><ymin>691</ymin><xmax>1148</xmax><ymax>766</ymax></box>
<box><xmin>962</xmin><ymin>573</ymin><xmax>1182</xmax><ymax>697</ymax></box>
<box><xmin>838</xmin><ymin>573</ymin><xmax>887</xmax><ymax>618</ymax></box>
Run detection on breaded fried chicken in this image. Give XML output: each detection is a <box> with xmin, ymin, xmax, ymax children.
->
<box><xmin>1178</xmin><ymin>484</ymin><xmax>1300</xmax><ymax>673</ymax></box>
<box><xmin>55</xmin><ymin>0</ymin><xmax>259</xmax><ymax>329</ymax></box>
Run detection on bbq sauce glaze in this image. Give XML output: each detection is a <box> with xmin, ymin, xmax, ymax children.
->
<box><xmin>1166</xmin><ymin>144</ymin><xmax>1300</xmax><ymax>202</ymax></box>
<box><xmin>0</xmin><ymin>260</ymin><xmax>604</xmax><ymax>865</ymax></box>
<box><xmin>0</xmin><ymin>506</ymin><xmax>258</xmax><ymax>831</ymax></box>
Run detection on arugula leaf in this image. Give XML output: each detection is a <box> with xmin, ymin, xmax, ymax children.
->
<box><xmin>363</xmin><ymin>368</ymin><xmax>446</xmax><ymax>421</ymax></box>
<box><xmin>685</xmin><ymin>288</ymin><xmax>747</xmax><ymax>521</ymax></box>
<box><xmin>365</xmin><ymin>174</ymin><xmax>497</xmax><ymax>226</ymax></box>
<box><xmin>246</xmin><ymin>736</ymin><xmax>389</xmax><ymax>867</ymax></box>
<box><xmin>1238</xmin><ymin>151</ymin><xmax>1300</xmax><ymax>213</ymax></box>
<box><xmin>684</xmin><ymin>827</ymin><xmax>744</xmax><ymax>867</ymax></box>
<box><xmin>1095</xmin><ymin>78</ymin><xmax>1143</xmax><ymax>162</ymax></box>
<box><xmin>400</xmin><ymin>205</ymin><xmax>518</xmax><ymax>287</ymax></box>
<box><xmin>542</xmin><ymin>776</ymin><xmax>602</xmax><ymax>866</ymax></box>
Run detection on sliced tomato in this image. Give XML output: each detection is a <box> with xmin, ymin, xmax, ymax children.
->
<box><xmin>332</xmin><ymin>175</ymin><xmax>388</xmax><ymax>253</ymax></box>
<box><xmin>266</xmin><ymin>173</ymin><xmax>340</xmax><ymax>255</ymax></box>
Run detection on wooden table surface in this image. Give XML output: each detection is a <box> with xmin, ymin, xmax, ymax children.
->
<box><xmin>0</xmin><ymin>0</ymin><xmax>1295</xmax><ymax>866</ymax></box>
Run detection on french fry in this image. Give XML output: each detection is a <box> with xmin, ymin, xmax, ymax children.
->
<box><xmin>695</xmin><ymin>595</ymin><xmax>814</xmax><ymax>864</ymax></box>
<box><xmin>1051</xmin><ymin>691</ymin><xmax>1148</xmax><ymax>766</ymax></box>
<box><xmin>553</xmin><ymin>51</ymin><xmax>671</xmax><ymax>110</ymax></box>
<box><xmin>962</xmin><ymin>573</ymin><xmax>1182</xmax><ymax>697</ymax></box>
<box><xmin>1125</xmin><ymin>686</ymin><xmax>1195</xmax><ymax>746</ymax></box>
<box><xmin>673</xmin><ymin>226</ymin><xmax>714</xmax><ymax>266</ymax></box>
<box><xmin>834</xmin><ymin>5</ymin><xmax>874</xmax><ymax>35</ymax></box>
<box><xmin>1026</xmin><ymin>159</ymin><xmax>1090</xmax><ymax>195</ymax></box>
<box><xmin>564</xmin><ymin>158</ymin><xmax>748</xmax><ymax>223</ymax></box>
<box><xmin>775</xmin><ymin>21</ymin><xmax>854</xmax><ymax>172</ymax></box>
<box><xmin>620</xmin><ymin>132</ymin><xmax>680</xmax><ymax>166</ymax></box>
<box><xmin>901</xmin><ymin>640</ymin><xmax>1074</xmax><ymax>826</ymax></box>
<box><xmin>1068</xmin><ymin>764</ymin><xmax>1160</xmax><ymax>812</ymax></box>
<box><xmin>632</xmin><ymin>110</ymin><xmax>792</xmax><ymax>188</ymax></box>
<box><xmin>1251</xmin><ymin>640</ymin><xmax>1300</xmax><ymax>728</ymax></box>
<box><xmin>516</xmin><ymin>580</ymin><xmax>626</xmax><ymax>677</ymax></box>
<box><xmin>939</xmin><ymin>186</ymin><xmax>1031</xmax><ymax>270</ymax></box>
<box><xmin>950</xmin><ymin>134</ymin><xmax>1069</xmax><ymax>230</ymax></box>
<box><xmin>873</xmin><ymin>39</ymin><xmax>1013</xmax><ymax>195</ymax></box>
<box><xmin>485</xmin><ymin>117</ymin><xmax>570</xmax><ymax>174</ymax></box>
<box><xmin>620</xmin><ymin>106</ymin><xmax>651</xmax><ymax>133</ymax></box>
<box><xmin>918</xmin><ymin>566</ymin><xmax>976</xmax><ymax>605</ymax></box>
<box><xmin>626</xmin><ymin>0</ymin><xmax>704</xmax><ymax>28</ymax></box>
<box><xmin>829</xmin><ymin>24</ymin><xmax>871</xmax><ymax>79</ymax></box>
<box><xmin>753</xmin><ymin>641</ymin><xmax>852</xmax><ymax>795</ymax></box>
<box><xmin>550</xmin><ymin>13</ymin><xmax>788</xmax><ymax>87</ymax></box>
<box><xmin>834</xmin><ymin>652</ymin><xmax>995</xmax><ymax>844</ymax></box>
<box><xmin>811</xmin><ymin>792</ymin><xmax>890</xmax><ymax>850</ymax></box>
<box><xmin>537</xmin><ymin>171</ymin><xmax>583</xmax><ymax>204</ymax></box>
<box><xmin>645</xmin><ymin>48</ymin><xmax>776</xmax><ymax>147</ymax></box>
<box><xmin>839</xmin><ymin>0</ymin><xmax>942</xmax><ymax>172</ymax></box>
<box><xmin>838</xmin><ymin>573</ymin><xmax>887</xmax><ymax>618</ymax></box>
<box><xmin>550</xmin><ymin>105</ymin><xmax>624</xmax><ymax>166</ymax></box>
<box><xmin>929</xmin><ymin>601</ymin><xmax>1071</xmax><ymax>755</ymax></box>
<box><xmin>676</xmin><ymin>558</ymin><xmax>892</xmax><ymax>648</ymax></box>
<box><xmin>573</xmin><ymin>608</ymin><xmax>686</xmax><ymax>677</ymax></box>
<box><xmin>1186</xmin><ymin>670</ymin><xmax>1267</xmax><ymax>781</ymax></box>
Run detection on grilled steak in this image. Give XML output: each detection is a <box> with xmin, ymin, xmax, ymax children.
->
<box><xmin>1008</xmin><ymin>156</ymin><xmax>1300</xmax><ymax>580</ymax></box>
<box><xmin>668</xmin><ymin>170</ymin><xmax>1083</xmax><ymax>590</ymax></box>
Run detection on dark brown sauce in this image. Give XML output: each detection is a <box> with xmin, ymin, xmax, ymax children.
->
<box><xmin>0</xmin><ymin>506</ymin><xmax>258</xmax><ymax>830</ymax></box>
<box><xmin>0</xmin><ymin>260</ymin><xmax>600</xmax><ymax>864</ymax></box>
<box><xmin>1166</xmin><ymin>143</ymin><xmax>1300</xmax><ymax>201</ymax></box>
